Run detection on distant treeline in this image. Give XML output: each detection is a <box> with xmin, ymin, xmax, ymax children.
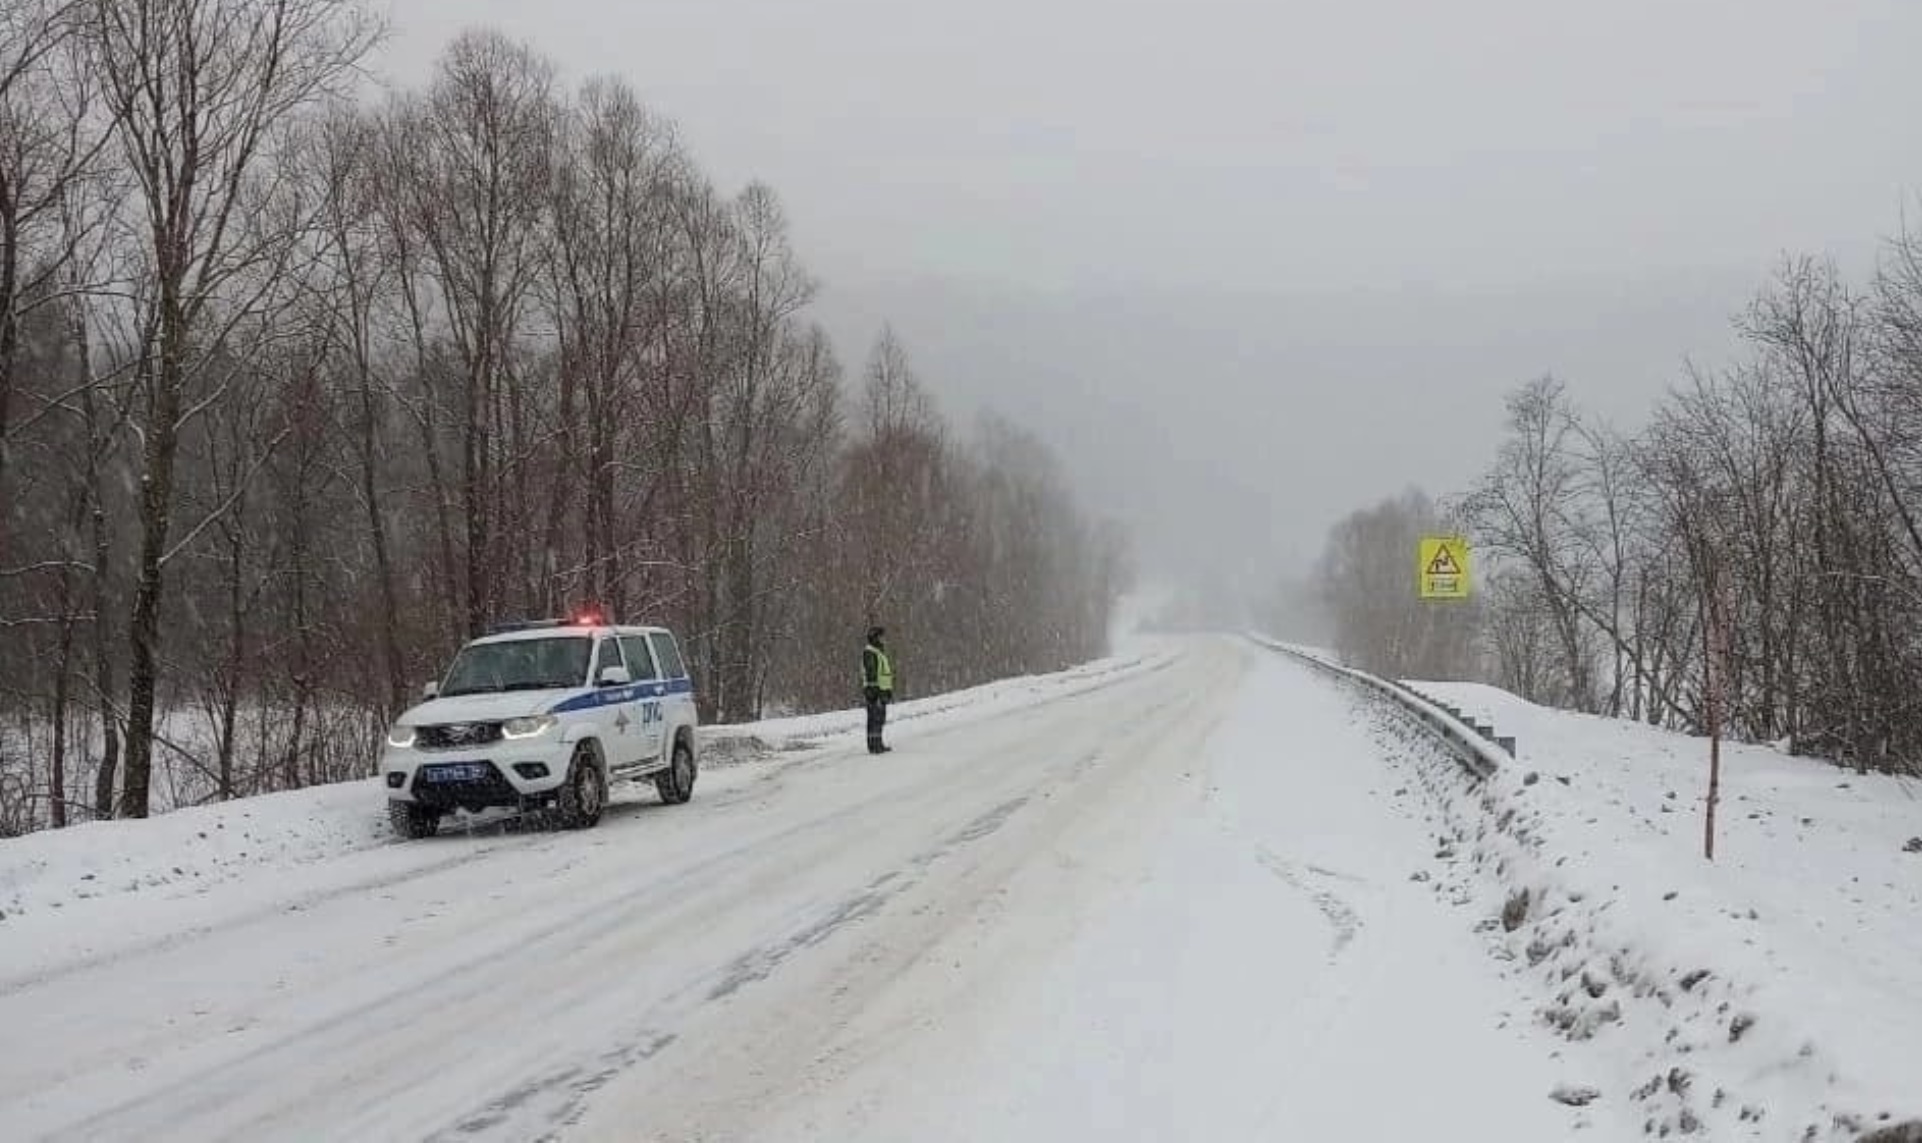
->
<box><xmin>1307</xmin><ymin>231</ymin><xmax>1922</xmax><ymax>777</ymax></box>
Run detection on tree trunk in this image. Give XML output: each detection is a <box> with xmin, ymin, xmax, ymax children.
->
<box><xmin>122</xmin><ymin>315</ymin><xmax>186</xmax><ymax>819</ymax></box>
<box><xmin>216</xmin><ymin>680</ymin><xmax>238</xmax><ymax>800</ymax></box>
<box><xmin>463</xmin><ymin>361</ymin><xmax>489</xmax><ymax>636</ymax></box>
<box><xmin>218</xmin><ymin>524</ymin><xmax>244</xmax><ymax>800</ymax></box>
<box><xmin>0</xmin><ymin>205</ymin><xmax>19</xmax><ymax>565</ymax></box>
<box><xmin>123</xmin><ymin>532</ymin><xmax>167</xmax><ymax>816</ymax></box>
<box><xmin>285</xmin><ymin>682</ymin><xmax>309</xmax><ymax>791</ymax></box>
<box><xmin>544</xmin><ymin>341</ymin><xmax>578</xmax><ymax>612</ymax></box>
<box><xmin>357</xmin><ymin>369</ymin><xmax>405</xmax><ymax>713</ymax></box>
<box><xmin>51</xmin><ymin>562</ymin><xmax>77</xmax><ymax>830</ymax></box>
<box><xmin>720</xmin><ymin>526</ymin><xmax>758</xmax><ymax>722</ymax></box>
<box><xmin>285</xmin><ymin>519</ymin><xmax>311</xmax><ymax>791</ymax></box>
<box><xmin>505</xmin><ymin>369</ymin><xmax>531</xmax><ymax>614</ymax></box>
<box><xmin>591</xmin><ymin>399</ymin><xmax>616</xmax><ymax>607</ymax></box>
<box><xmin>91</xmin><ymin>508</ymin><xmax>120</xmax><ymax>818</ymax></box>
<box><xmin>412</xmin><ymin>380</ymin><xmax>461</xmax><ymax>643</ymax></box>
<box><xmin>80</xmin><ymin>341</ymin><xmax>118</xmax><ymax>821</ymax></box>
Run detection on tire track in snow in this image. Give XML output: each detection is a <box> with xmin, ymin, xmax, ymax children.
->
<box><xmin>702</xmin><ymin>792</ymin><xmax>1039</xmax><ymax>1006</ymax></box>
<box><xmin>1255</xmin><ymin>847</ymin><xmax>1363</xmax><ymax>959</ymax></box>
<box><xmin>0</xmin><ymin>842</ymin><xmax>518</xmax><ymax>998</ymax></box>
<box><xmin>443</xmin><ymin>1032</ymin><xmax>679</xmax><ymax>1141</ymax></box>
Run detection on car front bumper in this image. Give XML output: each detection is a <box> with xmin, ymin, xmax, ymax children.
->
<box><xmin>382</xmin><ymin>741</ymin><xmax>571</xmax><ymax>810</ymax></box>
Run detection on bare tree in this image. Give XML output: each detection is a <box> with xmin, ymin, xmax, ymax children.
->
<box><xmin>846</xmin><ymin>325</ymin><xmax>948</xmax><ymax>623</ymax></box>
<box><xmin>87</xmin><ymin>0</ymin><xmax>380</xmax><ymax>817</ymax></box>
<box><xmin>1464</xmin><ymin>377</ymin><xmax>1603</xmax><ymax>710</ymax></box>
<box><xmin>547</xmin><ymin>77</ymin><xmax>679</xmax><ymax>615</ymax></box>
<box><xmin>704</xmin><ymin>184</ymin><xmax>819</xmax><ymax>719</ymax></box>
<box><xmin>1736</xmin><ymin>257</ymin><xmax>1910</xmax><ymax>768</ymax></box>
<box><xmin>389</xmin><ymin>29</ymin><xmax>557</xmax><ymax>638</ymax></box>
<box><xmin>0</xmin><ymin>0</ymin><xmax>109</xmax><ymax>563</ymax></box>
<box><xmin>296</xmin><ymin>107</ymin><xmax>407</xmax><ymax>714</ymax></box>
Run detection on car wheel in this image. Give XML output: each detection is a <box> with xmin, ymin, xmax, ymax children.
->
<box><xmin>556</xmin><ymin>743</ymin><xmax>606</xmax><ymax>830</ymax></box>
<box><xmin>655</xmin><ymin>737</ymin><xmax>696</xmax><ymax>805</ymax></box>
<box><xmin>388</xmin><ymin>800</ymin><xmax>440</xmax><ymax>840</ymax></box>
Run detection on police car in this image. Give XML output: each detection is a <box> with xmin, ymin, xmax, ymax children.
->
<box><xmin>381</xmin><ymin>614</ymin><xmax>700</xmax><ymax>839</ymax></box>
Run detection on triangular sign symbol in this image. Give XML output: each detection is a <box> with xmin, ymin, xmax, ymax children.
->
<box><xmin>1427</xmin><ymin>544</ymin><xmax>1462</xmax><ymax>577</ymax></box>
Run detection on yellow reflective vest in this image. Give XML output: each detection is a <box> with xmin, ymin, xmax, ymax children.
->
<box><xmin>864</xmin><ymin>644</ymin><xmax>894</xmax><ymax>691</ymax></box>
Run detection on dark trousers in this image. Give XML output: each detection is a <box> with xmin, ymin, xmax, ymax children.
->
<box><xmin>865</xmin><ymin>694</ymin><xmax>888</xmax><ymax>752</ymax></box>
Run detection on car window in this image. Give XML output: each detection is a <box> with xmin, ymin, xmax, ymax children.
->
<box><xmin>620</xmin><ymin>635</ymin><xmax>659</xmax><ymax>680</ymax></box>
<box><xmin>649</xmin><ymin>633</ymin><xmax>686</xmax><ymax>679</ymax></box>
<box><xmin>590</xmin><ymin>637</ymin><xmax>623</xmax><ymax>681</ymax></box>
<box><xmin>441</xmin><ymin>637</ymin><xmax>591</xmax><ymax>696</ymax></box>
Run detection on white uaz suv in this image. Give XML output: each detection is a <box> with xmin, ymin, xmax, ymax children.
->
<box><xmin>381</xmin><ymin>618</ymin><xmax>700</xmax><ymax>838</ymax></box>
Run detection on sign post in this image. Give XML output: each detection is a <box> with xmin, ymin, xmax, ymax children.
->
<box><xmin>1703</xmin><ymin>566</ymin><xmax>1729</xmax><ymax>862</ymax></box>
<box><xmin>1418</xmin><ymin>536</ymin><xmax>1472</xmax><ymax>601</ymax></box>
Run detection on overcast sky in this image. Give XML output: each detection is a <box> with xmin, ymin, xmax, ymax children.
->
<box><xmin>381</xmin><ymin>0</ymin><xmax>1922</xmax><ymax>599</ymax></box>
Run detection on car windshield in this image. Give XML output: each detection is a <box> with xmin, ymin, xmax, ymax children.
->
<box><xmin>439</xmin><ymin>636</ymin><xmax>591</xmax><ymax>696</ymax></box>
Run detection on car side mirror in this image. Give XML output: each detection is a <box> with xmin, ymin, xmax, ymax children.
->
<box><xmin>598</xmin><ymin>665</ymin><xmax>632</xmax><ymax>688</ymax></box>
<box><xmin>422</xmin><ymin>680</ymin><xmax>440</xmax><ymax>699</ymax></box>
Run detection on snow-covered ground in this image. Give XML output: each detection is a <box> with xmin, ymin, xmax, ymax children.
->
<box><xmin>0</xmin><ymin>637</ymin><xmax>1603</xmax><ymax>1142</ymax></box>
<box><xmin>0</xmin><ymin>649</ymin><xmax>1172</xmax><ymax>981</ymax></box>
<box><xmin>701</xmin><ymin>652</ymin><xmax>1170</xmax><ymax>762</ymax></box>
<box><xmin>5</xmin><ymin>636</ymin><xmax>1916</xmax><ymax>1141</ymax></box>
<box><xmin>1390</xmin><ymin>678</ymin><xmax>1922</xmax><ymax>1140</ymax></box>
<box><xmin>731</xmin><ymin>645</ymin><xmax>1592</xmax><ymax>1143</ymax></box>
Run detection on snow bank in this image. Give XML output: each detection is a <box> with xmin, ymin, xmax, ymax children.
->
<box><xmin>0</xmin><ymin>778</ymin><xmax>390</xmax><ymax>925</ymax></box>
<box><xmin>1248</xmin><ymin>635</ymin><xmax>1341</xmax><ymax>666</ymax></box>
<box><xmin>1366</xmin><ymin>679</ymin><xmax>1922</xmax><ymax>1141</ymax></box>
<box><xmin>701</xmin><ymin>650</ymin><xmax>1172</xmax><ymax>763</ymax></box>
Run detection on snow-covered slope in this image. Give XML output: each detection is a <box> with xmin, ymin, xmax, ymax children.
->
<box><xmin>1393</xmin><ymin>678</ymin><xmax>1922</xmax><ymax>1140</ymax></box>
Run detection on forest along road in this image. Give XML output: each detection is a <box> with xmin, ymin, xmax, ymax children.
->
<box><xmin>0</xmin><ymin>638</ymin><xmax>1585</xmax><ymax>1142</ymax></box>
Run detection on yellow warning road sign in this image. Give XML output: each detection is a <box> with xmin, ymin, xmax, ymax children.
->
<box><xmin>1419</xmin><ymin>536</ymin><xmax>1471</xmax><ymax>600</ymax></box>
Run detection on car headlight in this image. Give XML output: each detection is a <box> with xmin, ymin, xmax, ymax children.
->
<box><xmin>502</xmin><ymin>715</ymin><xmax>558</xmax><ymax>740</ymax></box>
<box><xmin>386</xmin><ymin>724</ymin><xmax>417</xmax><ymax>749</ymax></box>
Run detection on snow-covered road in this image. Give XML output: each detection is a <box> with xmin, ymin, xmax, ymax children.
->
<box><xmin>1</xmin><ymin>639</ymin><xmax>1587</xmax><ymax>1141</ymax></box>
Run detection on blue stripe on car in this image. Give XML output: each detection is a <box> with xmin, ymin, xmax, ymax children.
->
<box><xmin>546</xmin><ymin>676</ymin><xmax>694</xmax><ymax>715</ymax></box>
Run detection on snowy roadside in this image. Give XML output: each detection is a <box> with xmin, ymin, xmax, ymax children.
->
<box><xmin>698</xmin><ymin>650</ymin><xmax>1172</xmax><ymax>765</ymax></box>
<box><xmin>1358</xmin><ymin>676</ymin><xmax>1922</xmax><ymax>1141</ymax></box>
<box><xmin>0</xmin><ymin>648</ymin><xmax>1170</xmax><ymax>968</ymax></box>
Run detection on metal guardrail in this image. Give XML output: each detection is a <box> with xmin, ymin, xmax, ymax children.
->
<box><xmin>1246</xmin><ymin>636</ymin><xmax>1507</xmax><ymax>780</ymax></box>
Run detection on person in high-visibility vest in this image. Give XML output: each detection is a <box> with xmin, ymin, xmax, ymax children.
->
<box><xmin>862</xmin><ymin>625</ymin><xmax>895</xmax><ymax>754</ymax></box>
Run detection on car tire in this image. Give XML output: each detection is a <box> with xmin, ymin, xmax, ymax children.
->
<box><xmin>556</xmin><ymin>742</ymin><xmax>606</xmax><ymax>830</ymax></box>
<box><xmin>655</xmin><ymin>737</ymin><xmax>696</xmax><ymax>805</ymax></box>
<box><xmin>389</xmin><ymin>801</ymin><xmax>441</xmax><ymax>840</ymax></box>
